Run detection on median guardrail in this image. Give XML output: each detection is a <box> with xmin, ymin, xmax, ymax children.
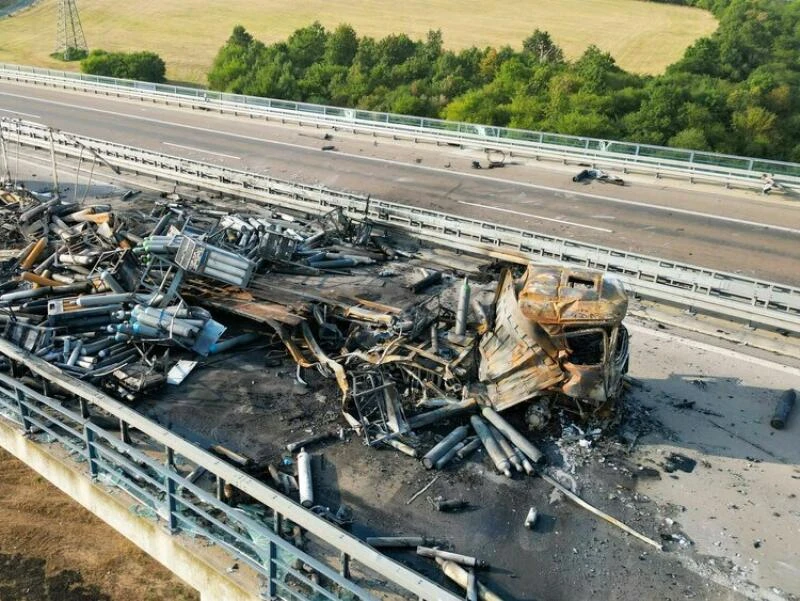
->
<box><xmin>2</xmin><ymin>118</ymin><xmax>799</xmax><ymax>335</ymax></box>
<box><xmin>1</xmin><ymin>62</ymin><xmax>799</xmax><ymax>192</ymax></box>
<box><xmin>0</xmin><ymin>338</ymin><xmax>462</xmax><ymax>601</ymax></box>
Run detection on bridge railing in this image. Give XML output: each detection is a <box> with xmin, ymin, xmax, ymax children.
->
<box><xmin>2</xmin><ymin>62</ymin><xmax>799</xmax><ymax>191</ymax></box>
<box><xmin>3</xmin><ymin>117</ymin><xmax>798</xmax><ymax>335</ymax></box>
<box><xmin>0</xmin><ymin>339</ymin><xmax>462</xmax><ymax>601</ymax></box>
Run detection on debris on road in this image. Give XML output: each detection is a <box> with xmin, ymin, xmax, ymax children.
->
<box><xmin>1</xmin><ymin>178</ymin><xmax>679</xmax><ymax>598</ymax></box>
<box><xmin>770</xmin><ymin>389</ymin><xmax>796</xmax><ymax>429</ymax></box>
<box><xmin>524</xmin><ymin>507</ymin><xmax>538</xmax><ymax>529</ymax></box>
<box><xmin>437</xmin><ymin>558</ymin><xmax>505</xmax><ymax>601</ymax></box>
<box><xmin>573</xmin><ymin>168</ymin><xmax>625</xmax><ymax>186</ymax></box>
<box><xmin>416</xmin><ymin>546</ymin><xmax>488</xmax><ymax>568</ymax></box>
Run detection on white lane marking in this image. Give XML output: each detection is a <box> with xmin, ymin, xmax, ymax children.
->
<box><xmin>2</xmin><ymin>89</ymin><xmax>799</xmax><ymax>235</ymax></box>
<box><xmin>627</xmin><ymin>323</ymin><xmax>800</xmax><ymax>376</ymax></box>
<box><xmin>457</xmin><ymin>200</ymin><xmax>613</xmax><ymax>233</ymax></box>
<box><xmin>163</xmin><ymin>141</ymin><xmax>240</xmax><ymax>160</ymax></box>
<box><xmin>0</xmin><ymin>107</ymin><xmax>40</xmax><ymax>118</ymax></box>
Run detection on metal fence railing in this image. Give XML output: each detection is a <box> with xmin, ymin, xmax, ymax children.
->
<box><xmin>1</xmin><ymin>62</ymin><xmax>799</xmax><ymax>191</ymax></box>
<box><xmin>3</xmin><ymin>117</ymin><xmax>798</xmax><ymax>335</ymax></box>
<box><xmin>0</xmin><ymin>339</ymin><xmax>461</xmax><ymax>601</ymax></box>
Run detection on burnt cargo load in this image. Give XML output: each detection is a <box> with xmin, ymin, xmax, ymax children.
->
<box><xmin>0</xmin><ymin>187</ymin><xmax>628</xmax><ymax>428</ymax></box>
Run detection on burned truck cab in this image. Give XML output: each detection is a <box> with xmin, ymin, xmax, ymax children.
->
<box><xmin>479</xmin><ymin>265</ymin><xmax>629</xmax><ymax>420</ymax></box>
<box><xmin>518</xmin><ymin>266</ymin><xmax>629</xmax><ymax>406</ymax></box>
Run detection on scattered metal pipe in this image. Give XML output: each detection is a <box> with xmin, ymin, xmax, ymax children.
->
<box><xmin>514</xmin><ymin>446</ymin><xmax>535</xmax><ymax>475</ymax></box>
<box><xmin>297</xmin><ymin>448</ymin><xmax>314</xmax><ymax>508</ymax></box>
<box><xmin>209</xmin><ymin>332</ymin><xmax>260</xmax><ymax>355</ymax></box>
<box><xmin>488</xmin><ymin>424</ymin><xmax>523</xmax><ymax>473</ymax></box>
<box><xmin>481</xmin><ymin>407</ymin><xmax>544</xmax><ymax>465</ymax></box>
<box><xmin>524</xmin><ymin>507</ymin><xmax>538</xmax><ymax>529</ymax></box>
<box><xmin>384</xmin><ymin>438</ymin><xmax>418</xmax><ymax>458</ymax></box>
<box><xmin>366</xmin><ymin>536</ymin><xmax>437</xmax><ymax>548</ymax></box>
<box><xmin>417</xmin><ymin>546</ymin><xmax>487</xmax><ymax>569</ymax></box>
<box><xmin>470</xmin><ymin>415</ymin><xmax>511</xmax><ymax>477</ymax></box>
<box><xmin>434</xmin><ymin>441</ymin><xmax>465</xmax><ymax>470</ymax></box>
<box><xmin>410</xmin><ymin>270</ymin><xmax>442</xmax><ymax>293</ymax></box>
<box><xmin>454</xmin><ymin>278</ymin><xmax>470</xmax><ymax>337</ymax></box>
<box><xmin>75</xmin><ymin>293</ymin><xmax>133</xmax><ymax>307</ymax></box>
<box><xmin>436</xmin><ymin>559</ymin><xmax>505</xmax><ymax>601</ymax></box>
<box><xmin>286</xmin><ymin>431</ymin><xmax>334</xmax><ymax>453</ymax></box>
<box><xmin>429</xmin><ymin>323</ymin><xmax>439</xmax><ymax>354</ymax></box>
<box><xmin>19</xmin><ymin>238</ymin><xmax>47</xmax><ymax>270</ymax></box>
<box><xmin>467</xmin><ymin>568</ymin><xmax>478</xmax><ymax>601</ymax></box>
<box><xmin>408</xmin><ymin>398</ymin><xmax>476</xmax><ymax>430</ymax></box>
<box><xmin>422</xmin><ymin>425</ymin><xmax>469</xmax><ymax>469</ymax></box>
<box><xmin>209</xmin><ymin>444</ymin><xmax>252</xmax><ymax>468</ymax></box>
<box><xmin>99</xmin><ymin>270</ymin><xmax>127</xmax><ymax>294</ymax></box>
<box><xmin>456</xmin><ymin>437</ymin><xmax>482</xmax><ymax>460</ymax></box>
<box><xmin>771</xmin><ymin>389</ymin><xmax>796</xmax><ymax>429</ymax></box>
<box><xmin>435</xmin><ymin>499</ymin><xmax>468</xmax><ymax>512</ymax></box>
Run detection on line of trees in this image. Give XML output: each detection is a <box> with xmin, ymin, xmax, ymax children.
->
<box><xmin>81</xmin><ymin>50</ymin><xmax>166</xmax><ymax>83</ymax></box>
<box><xmin>206</xmin><ymin>0</ymin><xmax>800</xmax><ymax>161</ymax></box>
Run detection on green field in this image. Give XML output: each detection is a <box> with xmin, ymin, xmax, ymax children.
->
<box><xmin>0</xmin><ymin>0</ymin><xmax>717</xmax><ymax>84</ymax></box>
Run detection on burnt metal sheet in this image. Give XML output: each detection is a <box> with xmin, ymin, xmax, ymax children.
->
<box><xmin>518</xmin><ymin>265</ymin><xmax>627</xmax><ymax>326</ymax></box>
<box><xmin>479</xmin><ymin>269</ymin><xmax>563</xmax><ymax>410</ymax></box>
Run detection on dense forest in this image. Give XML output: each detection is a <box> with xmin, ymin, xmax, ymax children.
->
<box><xmin>207</xmin><ymin>0</ymin><xmax>800</xmax><ymax>161</ymax></box>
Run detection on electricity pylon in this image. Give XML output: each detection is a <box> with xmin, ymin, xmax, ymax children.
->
<box><xmin>55</xmin><ymin>0</ymin><xmax>88</xmax><ymax>60</ymax></box>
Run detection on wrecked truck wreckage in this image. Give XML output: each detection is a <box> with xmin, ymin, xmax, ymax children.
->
<box><xmin>0</xmin><ymin>186</ymin><xmax>654</xmax><ymax>565</ymax></box>
<box><xmin>0</xmin><ymin>185</ymin><xmax>630</xmax><ymax>437</ymax></box>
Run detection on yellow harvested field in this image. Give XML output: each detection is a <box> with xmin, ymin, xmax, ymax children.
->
<box><xmin>0</xmin><ymin>0</ymin><xmax>717</xmax><ymax>83</ymax></box>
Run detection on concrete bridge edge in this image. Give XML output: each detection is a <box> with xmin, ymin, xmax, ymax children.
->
<box><xmin>0</xmin><ymin>418</ymin><xmax>261</xmax><ymax>601</ymax></box>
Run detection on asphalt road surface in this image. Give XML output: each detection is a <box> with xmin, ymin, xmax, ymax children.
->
<box><xmin>1</xmin><ymin>81</ymin><xmax>799</xmax><ymax>285</ymax></box>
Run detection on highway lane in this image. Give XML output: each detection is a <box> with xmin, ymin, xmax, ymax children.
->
<box><xmin>1</xmin><ymin>82</ymin><xmax>799</xmax><ymax>284</ymax></box>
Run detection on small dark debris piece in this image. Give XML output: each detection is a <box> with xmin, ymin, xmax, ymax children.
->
<box><xmin>753</xmin><ymin>540</ymin><xmax>762</xmax><ymax>549</ymax></box>
<box><xmin>471</xmin><ymin>161</ymin><xmax>482</xmax><ymax>169</ymax></box>
<box><xmin>771</xmin><ymin>389</ymin><xmax>796</xmax><ymax>430</ymax></box>
<box><xmin>435</xmin><ymin>499</ymin><xmax>468</xmax><ymax>512</ymax></box>
<box><xmin>663</xmin><ymin>453</ymin><xmax>696</xmax><ymax>474</ymax></box>
<box><xmin>635</xmin><ymin>466</ymin><xmax>661</xmax><ymax>480</ymax></box>
<box><xmin>321</xmin><ymin>145</ymin><xmax>336</xmax><ymax>151</ymax></box>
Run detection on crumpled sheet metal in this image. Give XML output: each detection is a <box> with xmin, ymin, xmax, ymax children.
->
<box><xmin>479</xmin><ymin>269</ymin><xmax>563</xmax><ymax>411</ymax></box>
<box><xmin>479</xmin><ymin>267</ymin><xmax>629</xmax><ymax>411</ymax></box>
<box><xmin>517</xmin><ymin>265</ymin><xmax>627</xmax><ymax>327</ymax></box>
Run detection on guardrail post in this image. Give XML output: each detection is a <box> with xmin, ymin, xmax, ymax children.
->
<box><xmin>14</xmin><ymin>388</ymin><xmax>32</xmax><ymax>433</ymax></box>
<box><xmin>216</xmin><ymin>475</ymin><xmax>225</xmax><ymax>501</ymax></box>
<box><xmin>84</xmin><ymin>427</ymin><xmax>99</xmax><ymax>478</ymax></box>
<box><xmin>267</xmin><ymin>540</ymin><xmax>278</xmax><ymax>597</ymax></box>
<box><xmin>339</xmin><ymin>551</ymin><xmax>351</xmax><ymax>579</ymax></box>
<box><xmin>165</xmin><ymin>472</ymin><xmax>178</xmax><ymax>533</ymax></box>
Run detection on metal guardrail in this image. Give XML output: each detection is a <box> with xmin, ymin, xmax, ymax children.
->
<box><xmin>0</xmin><ymin>339</ymin><xmax>462</xmax><ymax>601</ymax></box>
<box><xmin>1</xmin><ymin>62</ymin><xmax>800</xmax><ymax>191</ymax></box>
<box><xmin>2</xmin><ymin>118</ymin><xmax>799</xmax><ymax>335</ymax></box>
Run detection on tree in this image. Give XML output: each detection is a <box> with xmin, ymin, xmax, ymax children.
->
<box><xmin>731</xmin><ymin>105</ymin><xmax>778</xmax><ymax>154</ymax></box>
<box><xmin>324</xmin><ymin>24</ymin><xmax>358</xmax><ymax>66</ymax></box>
<box><xmin>669</xmin><ymin>127</ymin><xmax>711</xmax><ymax>150</ymax></box>
<box><xmin>286</xmin><ymin>22</ymin><xmax>328</xmax><ymax>72</ymax></box>
<box><xmin>208</xmin><ymin>26</ymin><xmax>259</xmax><ymax>91</ymax></box>
<box><xmin>80</xmin><ymin>49</ymin><xmax>166</xmax><ymax>82</ymax></box>
<box><xmin>522</xmin><ymin>30</ymin><xmax>564</xmax><ymax>65</ymax></box>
